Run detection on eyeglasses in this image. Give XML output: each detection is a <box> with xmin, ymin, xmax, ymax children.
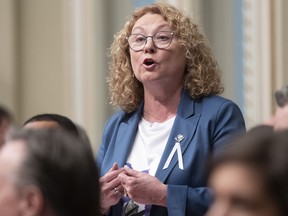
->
<box><xmin>126</xmin><ymin>31</ymin><xmax>174</xmax><ymax>52</ymax></box>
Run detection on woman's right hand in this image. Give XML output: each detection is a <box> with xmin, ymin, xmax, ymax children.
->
<box><xmin>99</xmin><ymin>162</ymin><xmax>125</xmax><ymax>214</ymax></box>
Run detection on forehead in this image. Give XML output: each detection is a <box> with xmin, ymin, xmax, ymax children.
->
<box><xmin>24</xmin><ymin>120</ymin><xmax>60</xmax><ymax>130</ymax></box>
<box><xmin>211</xmin><ymin>162</ymin><xmax>259</xmax><ymax>183</ymax></box>
<box><xmin>210</xmin><ymin>162</ymin><xmax>266</xmax><ymax>197</ymax></box>
<box><xmin>132</xmin><ymin>13</ymin><xmax>169</xmax><ymax>32</ymax></box>
<box><xmin>0</xmin><ymin>141</ymin><xmax>26</xmax><ymax>179</ymax></box>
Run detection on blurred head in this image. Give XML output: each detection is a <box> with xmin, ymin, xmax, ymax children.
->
<box><xmin>207</xmin><ymin>126</ymin><xmax>288</xmax><ymax>216</ymax></box>
<box><xmin>23</xmin><ymin>113</ymin><xmax>94</xmax><ymax>158</ymax></box>
<box><xmin>0</xmin><ymin>106</ymin><xmax>13</xmax><ymax>148</ymax></box>
<box><xmin>23</xmin><ymin>113</ymin><xmax>79</xmax><ymax>137</ymax></box>
<box><xmin>0</xmin><ymin>129</ymin><xmax>99</xmax><ymax>216</ymax></box>
<box><xmin>108</xmin><ymin>3</ymin><xmax>223</xmax><ymax>113</ymax></box>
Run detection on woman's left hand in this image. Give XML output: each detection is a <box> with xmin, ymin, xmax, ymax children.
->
<box><xmin>118</xmin><ymin>165</ymin><xmax>167</xmax><ymax>207</ymax></box>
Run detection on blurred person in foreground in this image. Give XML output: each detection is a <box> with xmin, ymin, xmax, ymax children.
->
<box><xmin>97</xmin><ymin>3</ymin><xmax>245</xmax><ymax>216</ymax></box>
<box><xmin>266</xmin><ymin>105</ymin><xmax>288</xmax><ymax>130</ymax></box>
<box><xmin>0</xmin><ymin>129</ymin><xmax>100</xmax><ymax>216</ymax></box>
<box><xmin>23</xmin><ymin>113</ymin><xmax>93</xmax><ymax>153</ymax></box>
<box><xmin>265</xmin><ymin>85</ymin><xmax>288</xmax><ymax>130</ymax></box>
<box><xmin>0</xmin><ymin>105</ymin><xmax>13</xmax><ymax>148</ymax></box>
<box><xmin>23</xmin><ymin>113</ymin><xmax>80</xmax><ymax>137</ymax></box>
<box><xmin>206</xmin><ymin>126</ymin><xmax>288</xmax><ymax>216</ymax></box>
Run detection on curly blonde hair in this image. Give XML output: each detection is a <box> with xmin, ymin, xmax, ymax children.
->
<box><xmin>108</xmin><ymin>3</ymin><xmax>223</xmax><ymax>113</ymax></box>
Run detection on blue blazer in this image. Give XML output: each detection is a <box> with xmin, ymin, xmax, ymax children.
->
<box><xmin>97</xmin><ymin>90</ymin><xmax>245</xmax><ymax>216</ymax></box>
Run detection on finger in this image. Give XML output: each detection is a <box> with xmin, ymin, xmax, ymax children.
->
<box><xmin>107</xmin><ymin>183</ymin><xmax>125</xmax><ymax>197</ymax></box>
<box><xmin>109</xmin><ymin>175</ymin><xmax>123</xmax><ymax>188</ymax></box>
<box><xmin>108</xmin><ymin>163</ymin><xmax>126</xmax><ymax>176</ymax></box>
<box><xmin>117</xmin><ymin>171</ymin><xmax>130</xmax><ymax>182</ymax></box>
<box><xmin>118</xmin><ymin>173</ymin><xmax>137</xmax><ymax>190</ymax></box>
<box><xmin>100</xmin><ymin>168</ymin><xmax>125</xmax><ymax>183</ymax></box>
<box><xmin>102</xmin><ymin>171</ymin><xmax>128</xmax><ymax>193</ymax></box>
<box><xmin>108</xmin><ymin>162</ymin><xmax>119</xmax><ymax>172</ymax></box>
<box><xmin>124</xmin><ymin>165</ymin><xmax>140</xmax><ymax>177</ymax></box>
<box><xmin>114</xmin><ymin>184</ymin><xmax>125</xmax><ymax>195</ymax></box>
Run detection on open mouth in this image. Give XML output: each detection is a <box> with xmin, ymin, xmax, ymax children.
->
<box><xmin>143</xmin><ymin>59</ymin><xmax>155</xmax><ymax>66</ymax></box>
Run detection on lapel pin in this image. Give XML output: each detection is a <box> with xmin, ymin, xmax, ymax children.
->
<box><xmin>163</xmin><ymin>134</ymin><xmax>185</xmax><ymax>170</ymax></box>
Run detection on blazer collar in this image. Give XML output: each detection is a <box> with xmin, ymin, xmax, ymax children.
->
<box><xmin>176</xmin><ymin>89</ymin><xmax>195</xmax><ymax>119</ymax></box>
<box><xmin>155</xmin><ymin>90</ymin><xmax>200</xmax><ymax>182</ymax></box>
<box><xmin>113</xmin><ymin>104</ymin><xmax>143</xmax><ymax>167</ymax></box>
<box><xmin>114</xmin><ymin>90</ymin><xmax>199</xmax><ymax>178</ymax></box>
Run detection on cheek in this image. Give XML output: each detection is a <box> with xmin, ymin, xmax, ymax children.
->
<box><xmin>165</xmin><ymin>53</ymin><xmax>186</xmax><ymax>76</ymax></box>
<box><xmin>175</xmin><ymin>48</ymin><xmax>186</xmax><ymax>65</ymax></box>
<box><xmin>130</xmin><ymin>52</ymin><xmax>140</xmax><ymax>70</ymax></box>
<box><xmin>0</xmin><ymin>189</ymin><xmax>22</xmax><ymax>215</ymax></box>
<box><xmin>165</xmin><ymin>46</ymin><xmax>186</xmax><ymax>68</ymax></box>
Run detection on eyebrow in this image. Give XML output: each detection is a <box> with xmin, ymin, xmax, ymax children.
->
<box><xmin>131</xmin><ymin>24</ymin><xmax>170</xmax><ymax>33</ymax></box>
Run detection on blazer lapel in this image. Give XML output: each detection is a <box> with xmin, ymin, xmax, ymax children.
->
<box><xmin>113</xmin><ymin>106</ymin><xmax>143</xmax><ymax>167</ymax></box>
<box><xmin>155</xmin><ymin>91</ymin><xmax>201</xmax><ymax>182</ymax></box>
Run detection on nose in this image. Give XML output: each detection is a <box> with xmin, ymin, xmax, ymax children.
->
<box><xmin>143</xmin><ymin>37</ymin><xmax>156</xmax><ymax>53</ymax></box>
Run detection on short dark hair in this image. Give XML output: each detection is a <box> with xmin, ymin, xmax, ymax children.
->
<box><xmin>211</xmin><ymin>126</ymin><xmax>288</xmax><ymax>216</ymax></box>
<box><xmin>23</xmin><ymin>114</ymin><xmax>79</xmax><ymax>137</ymax></box>
<box><xmin>8</xmin><ymin>129</ymin><xmax>100</xmax><ymax>216</ymax></box>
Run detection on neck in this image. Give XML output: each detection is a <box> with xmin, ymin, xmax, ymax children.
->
<box><xmin>143</xmin><ymin>107</ymin><xmax>177</xmax><ymax>124</ymax></box>
<box><xmin>142</xmin><ymin>88</ymin><xmax>181</xmax><ymax>123</ymax></box>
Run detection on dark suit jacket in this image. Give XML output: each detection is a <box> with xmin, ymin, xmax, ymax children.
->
<box><xmin>97</xmin><ymin>90</ymin><xmax>245</xmax><ymax>216</ymax></box>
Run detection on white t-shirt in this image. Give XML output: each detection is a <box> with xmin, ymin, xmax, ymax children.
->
<box><xmin>122</xmin><ymin>116</ymin><xmax>175</xmax><ymax>216</ymax></box>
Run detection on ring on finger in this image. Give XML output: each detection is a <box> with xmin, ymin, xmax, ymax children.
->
<box><xmin>113</xmin><ymin>187</ymin><xmax>121</xmax><ymax>196</ymax></box>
